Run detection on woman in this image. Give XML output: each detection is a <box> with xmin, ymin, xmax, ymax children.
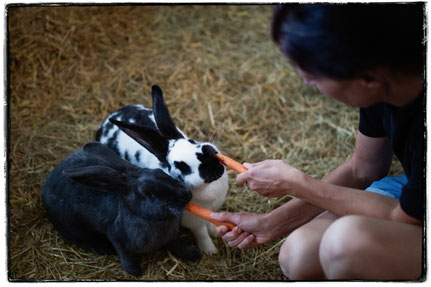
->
<box><xmin>211</xmin><ymin>4</ymin><xmax>424</xmax><ymax>280</ymax></box>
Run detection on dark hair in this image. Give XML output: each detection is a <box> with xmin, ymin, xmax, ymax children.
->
<box><xmin>271</xmin><ymin>3</ymin><xmax>425</xmax><ymax>79</ymax></box>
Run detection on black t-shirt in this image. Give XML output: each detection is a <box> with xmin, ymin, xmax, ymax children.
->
<box><xmin>358</xmin><ymin>92</ymin><xmax>425</xmax><ymax>221</ymax></box>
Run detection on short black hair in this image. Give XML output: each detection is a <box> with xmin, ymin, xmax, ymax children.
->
<box><xmin>271</xmin><ymin>3</ymin><xmax>425</xmax><ymax>79</ymax></box>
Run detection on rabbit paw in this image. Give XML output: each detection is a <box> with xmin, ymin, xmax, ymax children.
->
<box><xmin>189</xmin><ymin>222</ymin><xmax>219</xmax><ymax>255</ymax></box>
<box><xmin>207</xmin><ymin>222</ymin><xmax>219</xmax><ymax>238</ymax></box>
<box><xmin>166</xmin><ymin>238</ymin><xmax>202</xmax><ymax>262</ymax></box>
<box><xmin>120</xmin><ymin>256</ymin><xmax>142</xmax><ymax>277</ymax></box>
<box><xmin>198</xmin><ymin>239</ymin><xmax>218</xmax><ymax>255</ymax></box>
<box><xmin>115</xmin><ymin>246</ymin><xmax>143</xmax><ymax>276</ymax></box>
<box><xmin>180</xmin><ymin>246</ymin><xmax>202</xmax><ymax>262</ymax></box>
<box><xmin>124</xmin><ymin>263</ymin><xmax>142</xmax><ymax>277</ymax></box>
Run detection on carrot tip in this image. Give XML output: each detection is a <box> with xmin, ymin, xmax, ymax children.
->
<box><xmin>185</xmin><ymin>202</ymin><xmax>236</xmax><ymax>231</ymax></box>
<box><xmin>216</xmin><ymin>153</ymin><xmax>248</xmax><ymax>174</ymax></box>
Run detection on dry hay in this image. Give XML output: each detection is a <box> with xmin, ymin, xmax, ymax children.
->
<box><xmin>8</xmin><ymin>4</ymin><xmax>403</xmax><ymax>281</ymax></box>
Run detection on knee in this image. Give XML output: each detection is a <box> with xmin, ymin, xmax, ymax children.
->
<box><xmin>278</xmin><ymin>234</ymin><xmax>296</xmax><ymax>278</ymax></box>
<box><xmin>278</xmin><ymin>229</ymin><xmax>317</xmax><ymax>279</ymax></box>
<box><xmin>319</xmin><ymin>215</ymin><xmax>372</xmax><ymax>279</ymax></box>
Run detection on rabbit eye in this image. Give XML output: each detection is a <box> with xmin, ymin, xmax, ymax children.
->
<box><xmin>147</xmin><ymin>191</ymin><xmax>156</xmax><ymax>198</ymax></box>
<box><xmin>174</xmin><ymin>161</ymin><xmax>191</xmax><ymax>175</ymax></box>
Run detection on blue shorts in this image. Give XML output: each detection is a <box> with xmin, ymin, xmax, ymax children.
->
<box><xmin>365</xmin><ymin>174</ymin><xmax>407</xmax><ymax>199</ymax></box>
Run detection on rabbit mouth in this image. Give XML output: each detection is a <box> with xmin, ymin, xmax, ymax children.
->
<box><xmin>198</xmin><ymin>162</ymin><xmax>225</xmax><ymax>183</ymax></box>
<box><xmin>167</xmin><ymin>205</ymin><xmax>187</xmax><ymax>218</ymax></box>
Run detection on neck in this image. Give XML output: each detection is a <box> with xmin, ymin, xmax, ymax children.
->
<box><xmin>384</xmin><ymin>72</ymin><xmax>423</xmax><ymax>107</ymax></box>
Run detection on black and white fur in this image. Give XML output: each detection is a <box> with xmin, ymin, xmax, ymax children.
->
<box><xmin>42</xmin><ymin>142</ymin><xmax>201</xmax><ymax>276</ymax></box>
<box><xmin>96</xmin><ymin>85</ymin><xmax>228</xmax><ymax>254</ymax></box>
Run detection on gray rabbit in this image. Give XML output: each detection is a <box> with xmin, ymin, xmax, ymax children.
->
<box><xmin>42</xmin><ymin>142</ymin><xmax>201</xmax><ymax>276</ymax></box>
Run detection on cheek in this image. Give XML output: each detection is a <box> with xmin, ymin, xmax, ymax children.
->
<box><xmin>170</xmin><ymin>169</ymin><xmax>185</xmax><ymax>183</ymax></box>
<box><xmin>315</xmin><ymin>81</ymin><xmax>359</xmax><ymax>105</ymax></box>
<box><xmin>183</xmin><ymin>173</ymin><xmax>204</xmax><ymax>188</ymax></box>
<box><xmin>350</xmin><ymin>90</ymin><xmax>380</xmax><ymax>107</ymax></box>
<box><xmin>315</xmin><ymin>82</ymin><xmax>343</xmax><ymax>99</ymax></box>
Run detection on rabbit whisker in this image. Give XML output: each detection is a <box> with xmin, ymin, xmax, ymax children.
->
<box><xmin>208</xmin><ymin>125</ymin><xmax>221</xmax><ymax>143</ymax></box>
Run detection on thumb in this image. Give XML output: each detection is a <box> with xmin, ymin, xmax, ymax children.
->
<box><xmin>210</xmin><ymin>212</ymin><xmax>244</xmax><ymax>225</ymax></box>
<box><xmin>210</xmin><ymin>211</ymin><xmax>232</xmax><ymax>221</ymax></box>
<box><xmin>243</xmin><ymin>162</ymin><xmax>254</xmax><ymax>169</ymax></box>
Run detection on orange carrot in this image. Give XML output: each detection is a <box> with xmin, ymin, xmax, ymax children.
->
<box><xmin>185</xmin><ymin>202</ymin><xmax>236</xmax><ymax>231</ymax></box>
<box><xmin>216</xmin><ymin>153</ymin><xmax>248</xmax><ymax>174</ymax></box>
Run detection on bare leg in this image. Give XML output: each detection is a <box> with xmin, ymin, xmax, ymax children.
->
<box><xmin>279</xmin><ymin>211</ymin><xmax>338</xmax><ymax>279</ymax></box>
<box><xmin>320</xmin><ymin>215</ymin><xmax>423</xmax><ymax>280</ymax></box>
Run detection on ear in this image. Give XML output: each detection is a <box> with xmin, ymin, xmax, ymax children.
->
<box><xmin>82</xmin><ymin>142</ymin><xmax>133</xmax><ymax>172</ymax></box>
<box><xmin>63</xmin><ymin>166</ymin><xmax>128</xmax><ymax>194</ymax></box>
<box><xmin>151</xmin><ymin>85</ymin><xmax>184</xmax><ymax>140</ymax></box>
<box><xmin>109</xmin><ymin>118</ymin><xmax>170</xmax><ymax>166</ymax></box>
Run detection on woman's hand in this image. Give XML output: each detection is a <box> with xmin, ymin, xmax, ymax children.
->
<box><xmin>210</xmin><ymin>211</ymin><xmax>276</xmax><ymax>249</ymax></box>
<box><xmin>236</xmin><ymin>160</ymin><xmax>304</xmax><ymax>198</ymax></box>
<box><xmin>210</xmin><ymin>199</ymin><xmax>324</xmax><ymax>249</ymax></box>
<box><xmin>210</xmin><ymin>160</ymin><xmax>315</xmax><ymax>249</ymax></box>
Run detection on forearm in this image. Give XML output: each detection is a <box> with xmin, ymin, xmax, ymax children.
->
<box><xmin>292</xmin><ymin>153</ymin><xmax>398</xmax><ymax>220</ymax></box>
<box><xmin>322</xmin><ymin>160</ymin><xmax>373</xmax><ymax>189</ymax></box>
<box><xmin>294</xmin><ymin>173</ymin><xmax>399</xmax><ymax>220</ymax></box>
<box><xmin>262</xmin><ymin>159</ymin><xmax>364</xmax><ymax>237</ymax></box>
<box><xmin>264</xmin><ymin>197</ymin><xmax>324</xmax><ymax>238</ymax></box>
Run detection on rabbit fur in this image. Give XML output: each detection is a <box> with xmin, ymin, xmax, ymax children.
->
<box><xmin>42</xmin><ymin>142</ymin><xmax>201</xmax><ymax>276</ymax></box>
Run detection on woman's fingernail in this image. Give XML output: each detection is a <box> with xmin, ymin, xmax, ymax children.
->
<box><xmin>220</xmin><ymin>226</ymin><xmax>227</xmax><ymax>233</ymax></box>
<box><xmin>239</xmin><ymin>235</ymin><xmax>254</xmax><ymax>249</ymax></box>
<box><xmin>238</xmin><ymin>240</ymin><xmax>247</xmax><ymax>249</ymax></box>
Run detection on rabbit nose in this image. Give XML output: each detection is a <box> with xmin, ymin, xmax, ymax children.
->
<box><xmin>187</xmin><ymin>191</ymin><xmax>193</xmax><ymax>202</ymax></box>
<box><xmin>178</xmin><ymin>191</ymin><xmax>192</xmax><ymax>207</ymax></box>
<box><xmin>185</xmin><ymin>189</ymin><xmax>192</xmax><ymax>202</ymax></box>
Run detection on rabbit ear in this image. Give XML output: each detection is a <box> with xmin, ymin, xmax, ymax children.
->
<box><xmin>82</xmin><ymin>142</ymin><xmax>134</xmax><ymax>172</ymax></box>
<box><xmin>63</xmin><ymin>166</ymin><xmax>128</xmax><ymax>194</ymax></box>
<box><xmin>109</xmin><ymin>118</ymin><xmax>170</xmax><ymax>166</ymax></box>
<box><xmin>151</xmin><ymin>85</ymin><xmax>184</xmax><ymax>140</ymax></box>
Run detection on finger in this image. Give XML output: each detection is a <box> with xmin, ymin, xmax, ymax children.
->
<box><xmin>210</xmin><ymin>212</ymin><xmax>232</xmax><ymax>222</ymax></box>
<box><xmin>210</xmin><ymin>212</ymin><xmax>244</xmax><ymax>227</ymax></box>
<box><xmin>243</xmin><ymin>162</ymin><xmax>253</xmax><ymax>169</ymax></box>
<box><xmin>236</xmin><ymin>172</ymin><xmax>249</xmax><ymax>185</ymax></box>
<box><xmin>221</xmin><ymin>226</ymin><xmax>242</xmax><ymax>242</ymax></box>
<box><xmin>238</xmin><ymin>234</ymin><xmax>256</xmax><ymax>249</ymax></box>
<box><xmin>215</xmin><ymin>225</ymin><xmax>228</xmax><ymax>236</ymax></box>
<box><xmin>221</xmin><ymin>232</ymin><xmax>236</xmax><ymax>242</ymax></box>
<box><xmin>228</xmin><ymin>232</ymin><xmax>250</xmax><ymax>248</ymax></box>
<box><xmin>248</xmin><ymin>160</ymin><xmax>268</xmax><ymax>167</ymax></box>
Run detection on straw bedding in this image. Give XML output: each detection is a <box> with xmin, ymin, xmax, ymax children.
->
<box><xmin>8</xmin><ymin>4</ymin><xmax>402</xmax><ymax>281</ymax></box>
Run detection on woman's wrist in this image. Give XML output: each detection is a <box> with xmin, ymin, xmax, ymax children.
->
<box><xmin>262</xmin><ymin>201</ymin><xmax>300</xmax><ymax>240</ymax></box>
<box><xmin>260</xmin><ymin>211</ymin><xmax>283</xmax><ymax>241</ymax></box>
<box><xmin>265</xmin><ymin>197</ymin><xmax>324</xmax><ymax>239</ymax></box>
<box><xmin>281</xmin><ymin>166</ymin><xmax>312</xmax><ymax>198</ymax></box>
